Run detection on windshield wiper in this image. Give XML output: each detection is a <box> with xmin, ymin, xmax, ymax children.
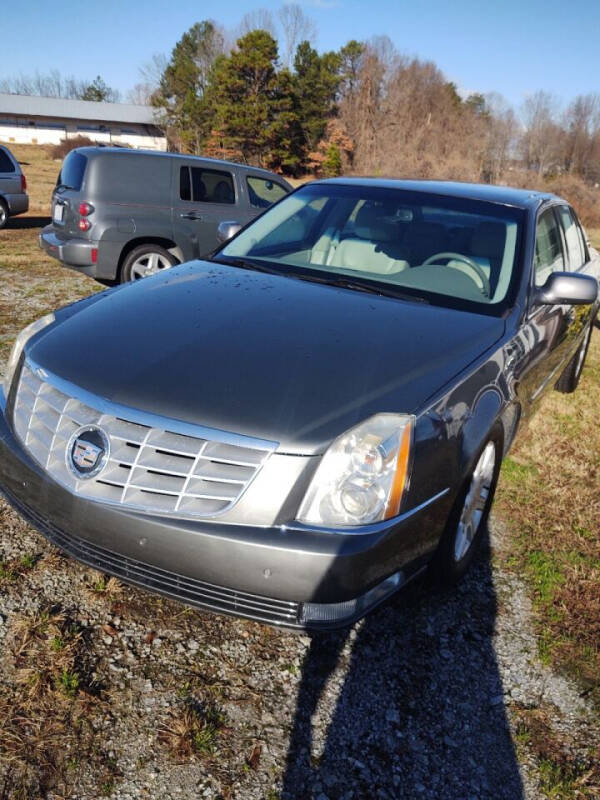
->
<box><xmin>213</xmin><ymin>256</ymin><xmax>429</xmax><ymax>303</ymax></box>
<box><xmin>212</xmin><ymin>256</ymin><xmax>282</xmax><ymax>276</ymax></box>
<box><xmin>299</xmin><ymin>273</ymin><xmax>429</xmax><ymax>303</ymax></box>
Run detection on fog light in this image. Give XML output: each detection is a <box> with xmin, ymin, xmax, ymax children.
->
<box><xmin>300</xmin><ymin>571</ymin><xmax>404</xmax><ymax>626</ymax></box>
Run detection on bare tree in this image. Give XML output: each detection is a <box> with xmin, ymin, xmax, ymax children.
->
<box><xmin>0</xmin><ymin>69</ymin><xmax>120</xmax><ymax>101</ymax></box>
<box><xmin>139</xmin><ymin>53</ymin><xmax>168</xmax><ymax>89</ymax></box>
<box><xmin>561</xmin><ymin>93</ymin><xmax>600</xmax><ymax>178</ymax></box>
<box><xmin>278</xmin><ymin>4</ymin><xmax>317</xmax><ymax>69</ymax></box>
<box><xmin>237</xmin><ymin>8</ymin><xmax>276</xmax><ymax>39</ymax></box>
<box><xmin>483</xmin><ymin>92</ymin><xmax>518</xmax><ymax>182</ymax></box>
<box><xmin>520</xmin><ymin>91</ymin><xmax>561</xmax><ymax>175</ymax></box>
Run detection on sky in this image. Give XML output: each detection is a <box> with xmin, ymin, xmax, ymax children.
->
<box><xmin>4</xmin><ymin>0</ymin><xmax>600</xmax><ymax>110</ymax></box>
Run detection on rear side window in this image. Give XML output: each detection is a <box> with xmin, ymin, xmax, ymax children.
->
<box><xmin>0</xmin><ymin>148</ymin><xmax>15</xmax><ymax>173</ymax></box>
<box><xmin>247</xmin><ymin>176</ymin><xmax>288</xmax><ymax>208</ymax></box>
<box><xmin>534</xmin><ymin>209</ymin><xmax>564</xmax><ymax>286</ymax></box>
<box><xmin>179</xmin><ymin>166</ymin><xmax>235</xmax><ymax>204</ymax></box>
<box><xmin>57</xmin><ymin>151</ymin><xmax>87</xmax><ymax>191</ymax></box>
<box><xmin>556</xmin><ymin>205</ymin><xmax>587</xmax><ymax>269</ymax></box>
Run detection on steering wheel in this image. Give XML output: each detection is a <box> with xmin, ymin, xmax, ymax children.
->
<box><xmin>422</xmin><ymin>252</ymin><xmax>491</xmax><ymax>298</ymax></box>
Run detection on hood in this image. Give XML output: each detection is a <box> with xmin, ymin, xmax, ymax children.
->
<box><xmin>29</xmin><ymin>262</ymin><xmax>505</xmax><ymax>454</ymax></box>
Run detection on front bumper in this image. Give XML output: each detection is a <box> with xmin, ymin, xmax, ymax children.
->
<box><xmin>0</xmin><ymin>396</ymin><xmax>450</xmax><ymax>629</ymax></box>
<box><xmin>40</xmin><ymin>226</ymin><xmax>98</xmax><ymax>272</ymax></box>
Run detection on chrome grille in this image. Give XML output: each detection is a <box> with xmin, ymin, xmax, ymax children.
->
<box><xmin>13</xmin><ymin>361</ymin><xmax>274</xmax><ymax>517</ymax></box>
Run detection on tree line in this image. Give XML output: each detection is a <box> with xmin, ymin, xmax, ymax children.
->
<box><xmin>147</xmin><ymin>19</ymin><xmax>600</xmax><ymax>200</ymax></box>
<box><xmin>0</xmin><ymin>71</ymin><xmax>121</xmax><ymax>103</ymax></box>
<box><xmin>3</xmin><ymin>7</ymin><xmax>600</xmax><ymax>223</ymax></box>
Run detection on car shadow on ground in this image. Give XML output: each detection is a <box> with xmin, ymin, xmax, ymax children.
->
<box><xmin>5</xmin><ymin>216</ymin><xmax>51</xmax><ymax>230</ymax></box>
<box><xmin>281</xmin><ymin>533</ymin><xmax>523</xmax><ymax>800</ymax></box>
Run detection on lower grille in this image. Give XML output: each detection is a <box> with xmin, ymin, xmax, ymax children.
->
<box><xmin>1</xmin><ymin>486</ymin><xmax>301</xmax><ymax>628</ymax></box>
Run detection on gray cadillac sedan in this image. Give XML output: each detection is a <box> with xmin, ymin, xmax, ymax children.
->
<box><xmin>1</xmin><ymin>179</ymin><xmax>598</xmax><ymax>629</ymax></box>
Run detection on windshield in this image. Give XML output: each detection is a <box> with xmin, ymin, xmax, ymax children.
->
<box><xmin>218</xmin><ymin>184</ymin><xmax>524</xmax><ymax>312</ymax></box>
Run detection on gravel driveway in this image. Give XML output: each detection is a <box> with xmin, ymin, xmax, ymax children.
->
<box><xmin>1</xmin><ymin>221</ymin><xmax>598</xmax><ymax>800</ymax></box>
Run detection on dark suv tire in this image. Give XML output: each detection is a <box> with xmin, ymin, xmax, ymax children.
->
<box><xmin>121</xmin><ymin>244</ymin><xmax>178</xmax><ymax>283</ymax></box>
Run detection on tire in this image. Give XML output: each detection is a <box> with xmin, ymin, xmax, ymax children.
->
<box><xmin>555</xmin><ymin>322</ymin><xmax>593</xmax><ymax>394</ymax></box>
<box><xmin>0</xmin><ymin>199</ymin><xmax>8</xmax><ymax>230</ymax></box>
<box><xmin>429</xmin><ymin>425</ymin><xmax>503</xmax><ymax>585</ymax></box>
<box><xmin>120</xmin><ymin>244</ymin><xmax>177</xmax><ymax>283</ymax></box>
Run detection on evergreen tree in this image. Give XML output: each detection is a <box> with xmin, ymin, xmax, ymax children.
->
<box><xmin>338</xmin><ymin>40</ymin><xmax>364</xmax><ymax>100</ymax></box>
<box><xmin>211</xmin><ymin>30</ymin><xmax>302</xmax><ymax>170</ymax></box>
<box><xmin>154</xmin><ymin>21</ymin><xmax>224</xmax><ymax>152</ymax></box>
<box><xmin>293</xmin><ymin>42</ymin><xmax>340</xmax><ymax>151</ymax></box>
<box><xmin>80</xmin><ymin>76</ymin><xmax>118</xmax><ymax>102</ymax></box>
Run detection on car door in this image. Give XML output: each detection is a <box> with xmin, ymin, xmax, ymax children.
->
<box><xmin>518</xmin><ymin>206</ymin><xmax>573</xmax><ymax>404</ymax></box>
<box><xmin>173</xmin><ymin>163</ymin><xmax>238</xmax><ymax>259</ymax></box>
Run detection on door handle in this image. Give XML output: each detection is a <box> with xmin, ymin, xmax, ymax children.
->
<box><xmin>180</xmin><ymin>212</ymin><xmax>203</xmax><ymax>221</ymax></box>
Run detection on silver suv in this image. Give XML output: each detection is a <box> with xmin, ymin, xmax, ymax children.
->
<box><xmin>40</xmin><ymin>147</ymin><xmax>291</xmax><ymax>282</ymax></box>
<box><xmin>0</xmin><ymin>144</ymin><xmax>29</xmax><ymax>229</ymax></box>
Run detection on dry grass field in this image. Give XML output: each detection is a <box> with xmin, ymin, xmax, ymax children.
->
<box><xmin>0</xmin><ymin>143</ymin><xmax>598</xmax><ymax>799</ymax></box>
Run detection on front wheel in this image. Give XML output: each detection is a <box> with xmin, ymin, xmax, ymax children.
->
<box><xmin>430</xmin><ymin>427</ymin><xmax>503</xmax><ymax>585</ymax></box>
<box><xmin>121</xmin><ymin>244</ymin><xmax>177</xmax><ymax>283</ymax></box>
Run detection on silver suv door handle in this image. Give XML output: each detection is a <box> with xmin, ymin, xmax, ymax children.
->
<box><xmin>180</xmin><ymin>212</ymin><xmax>203</xmax><ymax>221</ymax></box>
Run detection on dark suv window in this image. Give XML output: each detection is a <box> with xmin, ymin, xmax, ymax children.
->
<box><xmin>0</xmin><ymin>149</ymin><xmax>15</xmax><ymax>173</ymax></box>
<box><xmin>179</xmin><ymin>166</ymin><xmax>235</xmax><ymax>204</ymax></box>
<box><xmin>57</xmin><ymin>151</ymin><xmax>87</xmax><ymax>190</ymax></box>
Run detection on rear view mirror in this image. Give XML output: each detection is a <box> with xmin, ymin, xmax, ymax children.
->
<box><xmin>534</xmin><ymin>272</ymin><xmax>598</xmax><ymax>306</ymax></box>
<box><xmin>216</xmin><ymin>221</ymin><xmax>242</xmax><ymax>244</ymax></box>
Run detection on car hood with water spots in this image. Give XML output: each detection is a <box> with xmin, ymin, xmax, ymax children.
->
<box><xmin>28</xmin><ymin>261</ymin><xmax>506</xmax><ymax>454</ymax></box>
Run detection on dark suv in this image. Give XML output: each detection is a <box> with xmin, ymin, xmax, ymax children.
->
<box><xmin>0</xmin><ymin>144</ymin><xmax>29</xmax><ymax>229</ymax></box>
<box><xmin>40</xmin><ymin>147</ymin><xmax>291</xmax><ymax>282</ymax></box>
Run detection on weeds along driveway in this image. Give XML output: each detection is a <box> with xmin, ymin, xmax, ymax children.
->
<box><xmin>0</xmin><ymin>221</ymin><xmax>598</xmax><ymax>800</ymax></box>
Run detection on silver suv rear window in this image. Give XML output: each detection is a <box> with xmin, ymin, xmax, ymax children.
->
<box><xmin>57</xmin><ymin>151</ymin><xmax>87</xmax><ymax>191</ymax></box>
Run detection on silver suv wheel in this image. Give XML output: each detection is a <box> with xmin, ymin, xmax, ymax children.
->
<box><xmin>130</xmin><ymin>251</ymin><xmax>174</xmax><ymax>280</ymax></box>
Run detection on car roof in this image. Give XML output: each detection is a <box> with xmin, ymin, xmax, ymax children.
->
<box><xmin>312</xmin><ymin>177</ymin><xmax>560</xmax><ymax>210</ymax></box>
<box><xmin>74</xmin><ymin>146</ymin><xmax>286</xmax><ymax>181</ymax></box>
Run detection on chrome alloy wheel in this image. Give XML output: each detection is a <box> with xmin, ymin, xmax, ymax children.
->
<box><xmin>130</xmin><ymin>251</ymin><xmax>173</xmax><ymax>280</ymax></box>
<box><xmin>453</xmin><ymin>441</ymin><xmax>496</xmax><ymax>562</ymax></box>
<box><xmin>0</xmin><ymin>205</ymin><xmax>7</xmax><ymax>228</ymax></box>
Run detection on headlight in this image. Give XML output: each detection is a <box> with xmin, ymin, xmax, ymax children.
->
<box><xmin>297</xmin><ymin>413</ymin><xmax>414</xmax><ymax>527</ymax></box>
<box><xmin>3</xmin><ymin>313</ymin><xmax>55</xmax><ymax>395</ymax></box>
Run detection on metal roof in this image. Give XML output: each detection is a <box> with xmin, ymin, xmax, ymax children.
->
<box><xmin>316</xmin><ymin>177</ymin><xmax>556</xmax><ymax>209</ymax></box>
<box><xmin>0</xmin><ymin>93</ymin><xmax>159</xmax><ymax>126</ymax></box>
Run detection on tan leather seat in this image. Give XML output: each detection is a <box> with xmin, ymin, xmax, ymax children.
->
<box><xmin>328</xmin><ymin>204</ymin><xmax>409</xmax><ymax>275</ymax></box>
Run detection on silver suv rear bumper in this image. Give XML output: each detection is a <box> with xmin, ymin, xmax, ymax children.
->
<box><xmin>40</xmin><ymin>226</ymin><xmax>97</xmax><ymax>268</ymax></box>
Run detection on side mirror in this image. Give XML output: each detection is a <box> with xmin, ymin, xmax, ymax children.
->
<box><xmin>534</xmin><ymin>271</ymin><xmax>598</xmax><ymax>306</ymax></box>
<box><xmin>216</xmin><ymin>221</ymin><xmax>242</xmax><ymax>244</ymax></box>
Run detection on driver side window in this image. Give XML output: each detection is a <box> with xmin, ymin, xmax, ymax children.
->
<box><xmin>534</xmin><ymin>209</ymin><xmax>564</xmax><ymax>287</ymax></box>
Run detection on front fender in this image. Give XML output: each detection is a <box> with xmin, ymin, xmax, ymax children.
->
<box><xmin>459</xmin><ymin>388</ymin><xmax>504</xmax><ymax>476</ymax></box>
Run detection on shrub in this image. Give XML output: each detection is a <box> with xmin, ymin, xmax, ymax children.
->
<box><xmin>49</xmin><ymin>135</ymin><xmax>95</xmax><ymax>160</ymax></box>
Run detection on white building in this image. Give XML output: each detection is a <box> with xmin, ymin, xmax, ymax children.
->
<box><xmin>0</xmin><ymin>94</ymin><xmax>166</xmax><ymax>150</ymax></box>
